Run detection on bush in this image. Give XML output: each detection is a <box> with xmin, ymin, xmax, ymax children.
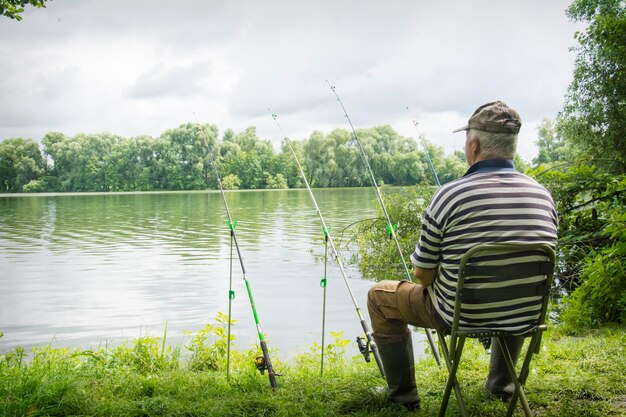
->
<box><xmin>529</xmin><ymin>163</ymin><xmax>626</xmax><ymax>330</ymax></box>
<box><xmin>353</xmin><ymin>185</ymin><xmax>436</xmax><ymax>281</ymax></box>
<box><xmin>221</xmin><ymin>174</ymin><xmax>241</xmax><ymax>190</ymax></box>
<box><xmin>22</xmin><ymin>176</ymin><xmax>62</xmax><ymax>192</ymax></box>
<box><xmin>561</xmin><ymin>208</ymin><xmax>626</xmax><ymax>330</ymax></box>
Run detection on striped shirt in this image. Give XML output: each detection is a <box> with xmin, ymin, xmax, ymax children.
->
<box><xmin>410</xmin><ymin>159</ymin><xmax>558</xmax><ymax>333</ymax></box>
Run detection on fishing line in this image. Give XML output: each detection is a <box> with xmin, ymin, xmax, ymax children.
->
<box><xmin>194</xmin><ymin>120</ymin><xmax>279</xmax><ymax>388</ymax></box>
<box><xmin>269</xmin><ymin>110</ymin><xmax>386</xmax><ymax>378</ymax></box>
<box><xmin>326</xmin><ymin>81</ymin><xmax>442</xmax><ymax>366</ymax></box>
<box><xmin>407</xmin><ymin>110</ymin><xmax>441</xmax><ymax>187</ymax></box>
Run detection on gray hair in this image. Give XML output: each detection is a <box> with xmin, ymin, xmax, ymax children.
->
<box><xmin>468</xmin><ymin>128</ymin><xmax>518</xmax><ymax>159</ymax></box>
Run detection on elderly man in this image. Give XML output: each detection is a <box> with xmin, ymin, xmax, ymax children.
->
<box><xmin>367</xmin><ymin>101</ymin><xmax>558</xmax><ymax>410</ymax></box>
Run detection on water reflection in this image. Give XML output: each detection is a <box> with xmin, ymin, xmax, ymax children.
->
<box><xmin>0</xmin><ymin>189</ymin><xmax>430</xmax><ymax>360</ymax></box>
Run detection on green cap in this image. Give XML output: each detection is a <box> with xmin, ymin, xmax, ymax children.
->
<box><xmin>453</xmin><ymin>101</ymin><xmax>522</xmax><ymax>134</ymax></box>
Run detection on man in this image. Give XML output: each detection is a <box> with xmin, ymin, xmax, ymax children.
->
<box><xmin>367</xmin><ymin>101</ymin><xmax>558</xmax><ymax>410</ymax></box>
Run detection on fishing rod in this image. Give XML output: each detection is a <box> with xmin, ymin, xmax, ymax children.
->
<box><xmin>409</xmin><ymin>114</ymin><xmax>441</xmax><ymax>187</ymax></box>
<box><xmin>269</xmin><ymin>111</ymin><xmax>386</xmax><ymax>378</ymax></box>
<box><xmin>326</xmin><ymin>81</ymin><xmax>442</xmax><ymax>367</ymax></box>
<box><xmin>194</xmin><ymin>121</ymin><xmax>279</xmax><ymax>388</ymax></box>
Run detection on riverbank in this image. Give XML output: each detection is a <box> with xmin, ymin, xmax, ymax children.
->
<box><xmin>1</xmin><ymin>324</ymin><xmax>624</xmax><ymax>417</ymax></box>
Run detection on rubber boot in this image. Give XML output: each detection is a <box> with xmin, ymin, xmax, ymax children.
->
<box><xmin>374</xmin><ymin>331</ymin><xmax>420</xmax><ymax>411</ymax></box>
<box><xmin>485</xmin><ymin>336</ymin><xmax>524</xmax><ymax>401</ymax></box>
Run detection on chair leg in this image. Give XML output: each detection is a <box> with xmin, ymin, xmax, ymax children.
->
<box><xmin>499</xmin><ymin>337</ymin><xmax>533</xmax><ymax>417</ymax></box>
<box><xmin>438</xmin><ymin>333</ymin><xmax>468</xmax><ymax>417</ymax></box>
<box><xmin>506</xmin><ymin>332</ymin><xmax>543</xmax><ymax>417</ymax></box>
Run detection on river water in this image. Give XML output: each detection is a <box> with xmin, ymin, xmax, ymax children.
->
<box><xmin>0</xmin><ymin>188</ymin><xmax>431</xmax><ymax>361</ymax></box>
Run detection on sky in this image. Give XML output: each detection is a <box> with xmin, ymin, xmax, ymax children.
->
<box><xmin>0</xmin><ymin>0</ymin><xmax>582</xmax><ymax>161</ymax></box>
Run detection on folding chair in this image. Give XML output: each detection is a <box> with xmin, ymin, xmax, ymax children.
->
<box><xmin>437</xmin><ymin>243</ymin><xmax>556</xmax><ymax>417</ymax></box>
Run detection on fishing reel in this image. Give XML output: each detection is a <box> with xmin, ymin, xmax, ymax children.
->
<box><xmin>356</xmin><ymin>336</ymin><xmax>372</xmax><ymax>362</ymax></box>
<box><xmin>254</xmin><ymin>356</ymin><xmax>282</xmax><ymax>377</ymax></box>
<box><xmin>255</xmin><ymin>356</ymin><xmax>270</xmax><ymax>374</ymax></box>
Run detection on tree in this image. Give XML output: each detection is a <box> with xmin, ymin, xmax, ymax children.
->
<box><xmin>277</xmin><ymin>141</ymin><xmax>304</xmax><ymax>188</ymax></box>
<box><xmin>0</xmin><ymin>138</ymin><xmax>46</xmax><ymax>192</ymax></box>
<box><xmin>158</xmin><ymin>123</ymin><xmax>214</xmax><ymax>190</ymax></box>
<box><xmin>560</xmin><ymin>0</ymin><xmax>626</xmax><ymax>170</ymax></box>
<box><xmin>437</xmin><ymin>150</ymin><xmax>467</xmax><ymax>184</ymax></box>
<box><xmin>0</xmin><ymin>0</ymin><xmax>48</xmax><ymax>20</ymax></box>
<box><xmin>265</xmin><ymin>173</ymin><xmax>288</xmax><ymax>189</ymax></box>
<box><xmin>219</xmin><ymin>127</ymin><xmax>279</xmax><ymax>189</ymax></box>
<box><xmin>41</xmin><ymin>132</ymin><xmax>120</xmax><ymax>191</ymax></box>
<box><xmin>533</xmin><ymin>118</ymin><xmax>570</xmax><ymax>166</ymax></box>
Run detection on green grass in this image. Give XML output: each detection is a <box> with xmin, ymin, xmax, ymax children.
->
<box><xmin>1</xmin><ymin>320</ymin><xmax>625</xmax><ymax>417</ymax></box>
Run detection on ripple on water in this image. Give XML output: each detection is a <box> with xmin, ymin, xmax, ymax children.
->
<box><xmin>0</xmin><ymin>189</ymin><xmax>419</xmax><ymax>358</ymax></box>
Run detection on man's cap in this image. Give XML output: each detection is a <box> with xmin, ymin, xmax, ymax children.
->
<box><xmin>452</xmin><ymin>101</ymin><xmax>522</xmax><ymax>134</ymax></box>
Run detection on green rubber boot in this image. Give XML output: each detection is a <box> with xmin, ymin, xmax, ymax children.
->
<box><xmin>374</xmin><ymin>331</ymin><xmax>420</xmax><ymax>411</ymax></box>
<box><xmin>485</xmin><ymin>336</ymin><xmax>524</xmax><ymax>401</ymax></box>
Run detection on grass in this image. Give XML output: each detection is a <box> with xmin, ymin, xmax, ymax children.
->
<box><xmin>1</xmin><ymin>318</ymin><xmax>625</xmax><ymax>417</ymax></box>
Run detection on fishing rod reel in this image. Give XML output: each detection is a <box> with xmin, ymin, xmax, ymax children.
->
<box><xmin>254</xmin><ymin>341</ymin><xmax>281</xmax><ymax>387</ymax></box>
<box><xmin>255</xmin><ymin>355</ymin><xmax>271</xmax><ymax>373</ymax></box>
<box><xmin>356</xmin><ymin>334</ymin><xmax>386</xmax><ymax>378</ymax></box>
<box><xmin>356</xmin><ymin>336</ymin><xmax>372</xmax><ymax>362</ymax></box>
<box><xmin>254</xmin><ymin>355</ymin><xmax>282</xmax><ymax>382</ymax></box>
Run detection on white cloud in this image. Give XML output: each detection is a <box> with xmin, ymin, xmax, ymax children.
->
<box><xmin>126</xmin><ymin>61</ymin><xmax>213</xmax><ymax>99</ymax></box>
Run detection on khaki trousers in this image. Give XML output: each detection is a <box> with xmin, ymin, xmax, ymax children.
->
<box><xmin>367</xmin><ymin>280</ymin><xmax>445</xmax><ymax>342</ymax></box>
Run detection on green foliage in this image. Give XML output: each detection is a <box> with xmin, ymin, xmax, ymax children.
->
<box><xmin>2</xmin><ymin>123</ymin><xmax>468</xmax><ymax>193</ymax></box>
<box><xmin>22</xmin><ymin>176</ymin><xmax>61</xmax><ymax>192</ymax></box>
<box><xmin>532</xmin><ymin>118</ymin><xmax>571</xmax><ymax>166</ymax></box>
<box><xmin>221</xmin><ymin>173</ymin><xmax>241</xmax><ymax>190</ymax></box>
<box><xmin>560</xmin><ymin>199</ymin><xmax>626</xmax><ymax>330</ymax></box>
<box><xmin>186</xmin><ymin>312</ymin><xmax>241</xmax><ymax>372</ymax></box>
<box><xmin>0</xmin><ymin>0</ymin><xmax>48</xmax><ymax>20</ymax></box>
<box><xmin>266</xmin><ymin>172</ymin><xmax>288</xmax><ymax>189</ymax></box>
<box><xmin>0</xmin><ymin>326</ymin><xmax>624</xmax><ymax>416</ymax></box>
<box><xmin>301</xmin><ymin>126</ymin><xmax>445</xmax><ymax>188</ymax></box>
<box><xmin>354</xmin><ymin>185</ymin><xmax>437</xmax><ymax>280</ymax></box>
<box><xmin>527</xmin><ymin>162</ymin><xmax>626</xmax><ymax>330</ymax></box>
<box><xmin>108</xmin><ymin>334</ymin><xmax>181</xmax><ymax>375</ymax></box>
<box><xmin>561</xmin><ymin>0</ymin><xmax>626</xmax><ymax>169</ymax></box>
<box><xmin>534</xmin><ymin>0</ymin><xmax>626</xmax><ymax>331</ymax></box>
<box><xmin>41</xmin><ymin>132</ymin><xmax>123</xmax><ymax>192</ymax></box>
<box><xmin>436</xmin><ymin>150</ymin><xmax>467</xmax><ymax>184</ymax></box>
<box><xmin>0</xmin><ymin>138</ymin><xmax>46</xmax><ymax>192</ymax></box>
<box><xmin>297</xmin><ymin>331</ymin><xmax>351</xmax><ymax>374</ymax></box>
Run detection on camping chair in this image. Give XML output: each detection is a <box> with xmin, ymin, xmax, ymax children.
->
<box><xmin>437</xmin><ymin>243</ymin><xmax>556</xmax><ymax>417</ymax></box>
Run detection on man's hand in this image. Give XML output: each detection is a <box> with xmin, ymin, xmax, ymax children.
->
<box><xmin>413</xmin><ymin>266</ymin><xmax>437</xmax><ymax>287</ymax></box>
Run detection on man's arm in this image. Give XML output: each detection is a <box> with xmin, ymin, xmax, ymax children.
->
<box><xmin>413</xmin><ymin>266</ymin><xmax>437</xmax><ymax>287</ymax></box>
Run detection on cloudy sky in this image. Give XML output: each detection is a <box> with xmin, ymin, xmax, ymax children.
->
<box><xmin>0</xmin><ymin>0</ymin><xmax>582</xmax><ymax>160</ymax></box>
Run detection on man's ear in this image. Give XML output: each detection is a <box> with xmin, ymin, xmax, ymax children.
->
<box><xmin>470</xmin><ymin>137</ymin><xmax>480</xmax><ymax>156</ymax></box>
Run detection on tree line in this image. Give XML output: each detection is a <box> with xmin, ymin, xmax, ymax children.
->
<box><xmin>1</xmin><ymin>124</ymin><xmax>491</xmax><ymax>193</ymax></box>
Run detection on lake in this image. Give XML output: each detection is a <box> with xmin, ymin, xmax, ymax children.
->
<box><xmin>0</xmin><ymin>188</ymin><xmax>432</xmax><ymax>362</ymax></box>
